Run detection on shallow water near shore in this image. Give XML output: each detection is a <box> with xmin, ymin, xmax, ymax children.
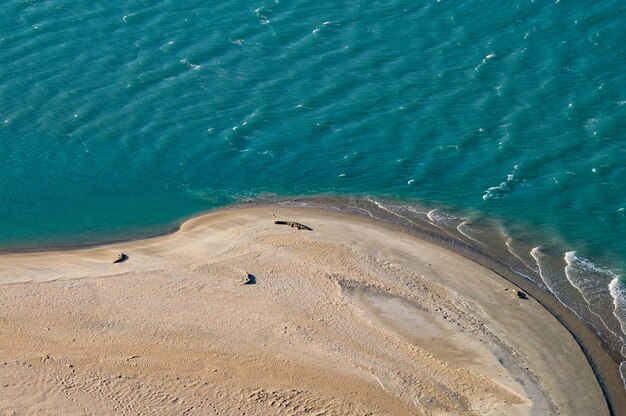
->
<box><xmin>1</xmin><ymin>0</ymin><xmax>625</xmax><ymax>388</ymax></box>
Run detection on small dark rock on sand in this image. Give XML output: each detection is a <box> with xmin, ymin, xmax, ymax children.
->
<box><xmin>113</xmin><ymin>253</ymin><xmax>128</xmax><ymax>264</ymax></box>
<box><xmin>516</xmin><ymin>290</ymin><xmax>528</xmax><ymax>300</ymax></box>
<box><xmin>244</xmin><ymin>273</ymin><xmax>256</xmax><ymax>285</ymax></box>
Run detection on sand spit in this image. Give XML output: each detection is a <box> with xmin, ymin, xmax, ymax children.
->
<box><xmin>0</xmin><ymin>206</ymin><xmax>608</xmax><ymax>415</ymax></box>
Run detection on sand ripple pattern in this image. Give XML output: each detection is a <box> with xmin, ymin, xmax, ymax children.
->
<box><xmin>0</xmin><ymin>207</ymin><xmax>608</xmax><ymax>414</ymax></box>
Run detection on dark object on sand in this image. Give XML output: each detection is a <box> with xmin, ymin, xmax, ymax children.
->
<box><xmin>516</xmin><ymin>290</ymin><xmax>528</xmax><ymax>299</ymax></box>
<box><xmin>274</xmin><ymin>220</ymin><xmax>313</xmax><ymax>231</ymax></box>
<box><xmin>244</xmin><ymin>273</ymin><xmax>256</xmax><ymax>285</ymax></box>
<box><xmin>113</xmin><ymin>253</ymin><xmax>128</xmax><ymax>264</ymax></box>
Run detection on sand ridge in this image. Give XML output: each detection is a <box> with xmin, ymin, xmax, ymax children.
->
<box><xmin>0</xmin><ymin>206</ymin><xmax>608</xmax><ymax>415</ymax></box>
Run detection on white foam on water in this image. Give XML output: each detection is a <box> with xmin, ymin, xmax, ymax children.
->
<box><xmin>608</xmin><ymin>277</ymin><xmax>626</xmax><ymax>347</ymax></box>
<box><xmin>488</xmin><ymin>231</ymin><xmax>535</xmax><ymax>285</ymax></box>
<box><xmin>456</xmin><ymin>221</ymin><xmax>487</xmax><ymax>248</ymax></box>
<box><xmin>426</xmin><ymin>208</ymin><xmax>460</xmax><ymax>225</ymax></box>
<box><xmin>530</xmin><ymin>248</ymin><xmax>548</xmax><ymax>285</ymax></box>
<box><xmin>620</xmin><ymin>361</ymin><xmax>626</xmax><ymax>390</ymax></box>
<box><xmin>530</xmin><ymin>247</ymin><xmax>585</xmax><ymax>321</ymax></box>
<box><xmin>367</xmin><ymin>199</ymin><xmax>392</xmax><ymax>213</ymax></box>
<box><xmin>505</xmin><ymin>238</ymin><xmax>539</xmax><ymax>274</ymax></box>
<box><xmin>482</xmin><ymin>183</ymin><xmax>509</xmax><ymax>200</ymax></box>
<box><xmin>474</xmin><ymin>52</ymin><xmax>496</xmax><ymax>71</ymax></box>
<box><xmin>397</xmin><ymin>205</ymin><xmax>432</xmax><ymax>221</ymax></box>
<box><xmin>564</xmin><ymin>252</ymin><xmax>625</xmax><ymax>345</ymax></box>
<box><xmin>180</xmin><ymin>59</ymin><xmax>201</xmax><ymax>71</ymax></box>
<box><xmin>367</xmin><ymin>199</ymin><xmax>424</xmax><ymax>228</ymax></box>
<box><xmin>365</xmin><ymin>200</ymin><xmax>458</xmax><ymax>240</ymax></box>
<box><xmin>483</xmin><ymin>165</ymin><xmax>518</xmax><ymax>200</ymax></box>
<box><xmin>423</xmin><ymin>208</ymin><xmax>465</xmax><ymax>241</ymax></box>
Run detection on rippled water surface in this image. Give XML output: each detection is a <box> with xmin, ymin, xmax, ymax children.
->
<box><xmin>1</xmin><ymin>0</ymin><xmax>626</xmax><ymax>377</ymax></box>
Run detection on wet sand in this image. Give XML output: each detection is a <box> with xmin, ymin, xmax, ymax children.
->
<box><xmin>0</xmin><ymin>206</ymin><xmax>611</xmax><ymax>415</ymax></box>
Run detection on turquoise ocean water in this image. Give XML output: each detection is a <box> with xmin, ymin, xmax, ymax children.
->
<box><xmin>1</xmin><ymin>0</ymin><xmax>625</xmax><ymax>381</ymax></box>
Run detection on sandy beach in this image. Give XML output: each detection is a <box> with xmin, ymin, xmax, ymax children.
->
<box><xmin>0</xmin><ymin>205</ymin><xmax>611</xmax><ymax>415</ymax></box>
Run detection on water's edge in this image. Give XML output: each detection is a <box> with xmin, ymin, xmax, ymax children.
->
<box><xmin>273</xmin><ymin>197</ymin><xmax>625</xmax><ymax>415</ymax></box>
<box><xmin>1</xmin><ymin>195</ymin><xmax>624</xmax><ymax>413</ymax></box>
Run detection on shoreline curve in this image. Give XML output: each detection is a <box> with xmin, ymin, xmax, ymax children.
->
<box><xmin>0</xmin><ymin>199</ymin><xmax>622</xmax><ymax>414</ymax></box>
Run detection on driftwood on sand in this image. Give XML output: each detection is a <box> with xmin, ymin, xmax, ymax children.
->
<box><xmin>274</xmin><ymin>220</ymin><xmax>313</xmax><ymax>231</ymax></box>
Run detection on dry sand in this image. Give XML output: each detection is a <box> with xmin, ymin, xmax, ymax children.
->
<box><xmin>0</xmin><ymin>206</ymin><xmax>608</xmax><ymax>415</ymax></box>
